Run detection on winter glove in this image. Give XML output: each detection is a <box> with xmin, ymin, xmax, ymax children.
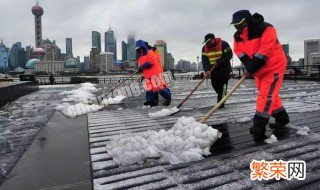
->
<box><xmin>137</xmin><ymin>62</ymin><xmax>152</xmax><ymax>72</ymax></box>
<box><xmin>245</xmin><ymin>57</ymin><xmax>266</xmax><ymax>74</ymax></box>
<box><xmin>137</xmin><ymin>66</ymin><xmax>143</xmax><ymax>72</ymax></box>
<box><xmin>239</xmin><ymin>54</ymin><xmax>251</xmax><ymax>66</ymax></box>
<box><xmin>142</xmin><ymin>62</ymin><xmax>152</xmax><ymax>69</ymax></box>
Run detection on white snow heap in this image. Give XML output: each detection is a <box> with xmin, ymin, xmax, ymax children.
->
<box><xmin>102</xmin><ymin>95</ymin><xmax>126</xmax><ymax>105</ymax></box>
<box><xmin>287</xmin><ymin>125</ymin><xmax>311</xmax><ymax>136</ymax></box>
<box><xmin>58</xmin><ymin>102</ymin><xmax>102</xmax><ymax>119</ymax></box>
<box><xmin>106</xmin><ymin>116</ymin><xmax>221</xmax><ymax>165</ymax></box>
<box><xmin>60</xmin><ymin>83</ymin><xmax>98</xmax><ymax>103</ymax></box>
<box><xmin>56</xmin><ymin>83</ymin><xmax>103</xmax><ymax>118</ymax></box>
<box><xmin>148</xmin><ymin>107</ymin><xmax>180</xmax><ymax>118</ymax></box>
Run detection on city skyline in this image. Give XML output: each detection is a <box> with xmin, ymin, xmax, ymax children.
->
<box><xmin>0</xmin><ymin>0</ymin><xmax>320</xmax><ymax>64</ymax></box>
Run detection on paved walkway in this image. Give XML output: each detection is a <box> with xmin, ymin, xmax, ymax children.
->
<box><xmin>0</xmin><ymin>111</ymin><xmax>92</xmax><ymax>190</ymax></box>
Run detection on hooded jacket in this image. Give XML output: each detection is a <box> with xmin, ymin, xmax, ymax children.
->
<box><xmin>136</xmin><ymin>40</ymin><xmax>160</xmax><ymax>78</ymax></box>
<box><xmin>233</xmin><ymin>13</ymin><xmax>287</xmax><ymax>76</ymax></box>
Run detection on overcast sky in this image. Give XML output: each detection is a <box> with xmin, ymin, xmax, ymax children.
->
<box><xmin>0</xmin><ymin>0</ymin><xmax>319</xmax><ymax>65</ymax></box>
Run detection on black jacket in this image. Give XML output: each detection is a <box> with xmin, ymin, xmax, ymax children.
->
<box><xmin>202</xmin><ymin>40</ymin><xmax>233</xmax><ymax>78</ymax></box>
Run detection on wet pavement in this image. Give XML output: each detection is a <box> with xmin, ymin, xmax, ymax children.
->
<box><xmin>0</xmin><ymin>85</ymin><xmax>75</xmax><ymax>185</ymax></box>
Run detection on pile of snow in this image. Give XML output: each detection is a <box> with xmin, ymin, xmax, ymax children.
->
<box><xmin>106</xmin><ymin>117</ymin><xmax>221</xmax><ymax>165</ymax></box>
<box><xmin>287</xmin><ymin>125</ymin><xmax>311</xmax><ymax>136</ymax></box>
<box><xmin>264</xmin><ymin>134</ymin><xmax>278</xmax><ymax>144</ymax></box>
<box><xmin>58</xmin><ymin>102</ymin><xmax>103</xmax><ymax>118</ymax></box>
<box><xmin>56</xmin><ymin>83</ymin><xmax>103</xmax><ymax>118</ymax></box>
<box><xmin>60</xmin><ymin>83</ymin><xmax>98</xmax><ymax>103</ymax></box>
<box><xmin>102</xmin><ymin>95</ymin><xmax>126</xmax><ymax>105</ymax></box>
<box><xmin>148</xmin><ymin>107</ymin><xmax>180</xmax><ymax>118</ymax></box>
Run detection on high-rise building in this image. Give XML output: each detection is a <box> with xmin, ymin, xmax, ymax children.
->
<box><xmin>66</xmin><ymin>38</ymin><xmax>73</xmax><ymax>57</ymax></box>
<box><xmin>60</xmin><ymin>53</ymin><xmax>67</xmax><ymax>61</ymax></box>
<box><xmin>105</xmin><ymin>27</ymin><xmax>117</xmax><ymax>61</ymax></box>
<box><xmin>31</xmin><ymin>0</ymin><xmax>45</xmax><ymax>58</ymax></box>
<box><xmin>92</xmin><ymin>31</ymin><xmax>101</xmax><ymax>53</ymax></box>
<box><xmin>26</xmin><ymin>45</ymin><xmax>33</xmax><ymax>60</ymax></box>
<box><xmin>304</xmin><ymin>39</ymin><xmax>320</xmax><ymax>74</ymax></box>
<box><xmin>100</xmin><ymin>52</ymin><xmax>114</xmax><ymax>72</ymax></box>
<box><xmin>42</xmin><ymin>39</ymin><xmax>62</xmax><ymax>61</ymax></box>
<box><xmin>155</xmin><ymin>40</ymin><xmax>168</xmax><ymax>71</ymax></box>
<box><xmin>191</xmin><ymin>62</ymin><xmax>198</xmax><ymax>71</ymax></box>
<box><xmin>127</xmin><ymin>33</ymin><xmax>136</xmax><ymax>62</ymax></box>
<box><xmin>90</xmin><ymin>47</ymin><xmax>100</xmax><ymax>71</ymax></box>
<box><xmin>121</xmin><ymin>41</ymin><xmax>127</xmax><ymax>61</ymax></box>
<box><xmin>0</xmin><ymin>41</ymin><xmax>9</xmax><ymax>70</ymax></box>
<box><xmin>83</xmin><ymin>56</ymin><xmax>91</xmax><ymax>71</ymax></box>
<box><xmin>282</xmin><ymin>44</ymin><xmax>289</xmax><ymax>55</ymax></box>
<box><xmin>166</xmin><ymin>53</ymin><xmax>174</xmax><ymax>70</ymax></box>
<box><xmin>8</xmin><ymin>42</ymin><xmax>27</xmax><ymax>69</ymax></box>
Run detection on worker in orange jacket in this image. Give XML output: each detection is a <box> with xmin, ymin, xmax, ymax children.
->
<box><xmin>231</xmin><ymin>10</ymin><xmax>290</xmax><ymax>140</ymax></box>
<box><xmin>136</xmin><ymin>40</ymin><xmax>171</xmax><ymax>106</ymax></box>
<box><xmin>145</xmin><ymin>43</ymin><xmax>171</xmax><ymax>106</ymax></box>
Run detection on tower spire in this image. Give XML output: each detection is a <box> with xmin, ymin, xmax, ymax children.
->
<box><xmin>36</xmin><ymin>0</ymin><xmax>39</xmax><ymax>6</ymax></box>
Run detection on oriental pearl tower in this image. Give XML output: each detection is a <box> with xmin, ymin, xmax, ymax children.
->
<box><xmin>32</xmin><ymin>0</ymin><xmax>45</xmax><ymax>58</ymax></box>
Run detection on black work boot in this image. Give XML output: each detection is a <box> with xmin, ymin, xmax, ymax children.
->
<box><xmin>251</xmin><ymin>114</ymin><xmax>269</xmax><ymax>142</ymax></box>
<box><xmin>162</xmin><ymin>98</ymin><xmax>171</xmax><ymax>106</ymax></box>
<box><xmin>144</xmin><ymin>101</ymin><xmax>155</xmax><ymax>107</ymax></box>
<box><xmin>271</xmin><ymin>109</ymin><xmax>290</xmax><ymax>126</ymax></box>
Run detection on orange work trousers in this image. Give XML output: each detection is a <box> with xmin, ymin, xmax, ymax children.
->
<box><xmin>254</xmin><ymin>73</ymin><xmax>285</xmax><ymax>118</ymax></box>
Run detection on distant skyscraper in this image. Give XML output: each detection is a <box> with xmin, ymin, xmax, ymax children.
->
<box><xmin>100</xmin><ymin>52</ymin><xmax>114</xmax><ymax>72</ymax></box>
<box><xmin>304</xmin><ymin>39</ymin><xmax>320</xmax><ymax>74</ymax></box>
<box><xmin>26</xmin><ymin>45</ymin><xmax>33</xmax><ymax>60</ymax></box>
<box><xmin>92</xmin><ymin>31</ymin><xmax>101</xmax><ymax>53</ymax></box>
<box><xmin>105</xmin><ymin>27</ymin><xmax>117</xmax><ymax>61</ymax></box>
<box><xmin>282</xmin><ymin>44</ymin><xmax>289</xmax><ymax>55</ymax></box>
<box><xmin>121</xmin><ymin>41</ymin><xmax>127</xmax><ymax>61</ymax></box>
<box><xmin>0</xmin><ymin>41</ymin><xmax>9</xmax><ymax>70</ymax></box>
<box><xmin>166</xmin><ymin>53</ymin><xmax>174</xmax><ymax>70</ymax></box>
<box><xmin>66</xmin><ymin>38</ymin><xmax>73</xmax><ymax>57</ymax></box>
<box><xmin>127</xmin><ymin>33</ymin><xmax>136</xmax><ymax>62</ymax></box>
<box><xmin>83</xmin><ymin>56</ymin><xmax>91</xmax><ymax>71</ymax></box>
<box><xmin>42</xmin><ymin>39</ymin><xmax>61</xmax><ymax>61</ymax></box>
<box><xmin>90</xmin><ymin>47</ymin><xmax>100</xmax><ymax>71</ymax></box>
<box><xmin>155</xmin><ymin>40</ymin><xmax>168</xmax><ymax>70</ymax></box>
<box><xmin>8</xmin><ymin>42</ymin><xmax>27</xmax><ymax>69</ymax></box>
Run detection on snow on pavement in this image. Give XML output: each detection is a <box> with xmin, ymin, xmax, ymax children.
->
<box><xmin>148</xmin><ymin>107</ymin><xmax>180</xmax><ymax>118</ymax></box>
<box><xmin>106</xmin><ymin>117</ymin><xmax>221</xmax><ymax>165</ymax></box>
<box><xmin>102</xmin><ymin>95</ymin><xmax>126</xmax><ymax>105</ymax></box>
<box><xmin>55</xmin><ymin>83</ymin><xmax>127</xmax><ymax>118</ymax></box>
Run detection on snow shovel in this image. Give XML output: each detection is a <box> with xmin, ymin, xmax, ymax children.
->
<box><xmin>104</xmin><ymin>71</ymin><xmax>139</xmax><ymax>96</ymax></box>
<box><xmin>200</xmin><ymin>73</ymin><xmax>247</xmax><ymax>124</ymax></box>
<box><xmin>169</xmin><ymin>65</ymin><xmax>218</xmax><ymax>115</ymax></box>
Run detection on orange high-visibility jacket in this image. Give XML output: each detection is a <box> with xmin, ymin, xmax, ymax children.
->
<box><xmin>137</xmin><ymin>50</ymin><xmax>160</xmax><ymax>79</ymax></box>
<box><xmin>233</xmin><ymin>14</ymin><xmax>287</xmax><ymax>77</ymax></box>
